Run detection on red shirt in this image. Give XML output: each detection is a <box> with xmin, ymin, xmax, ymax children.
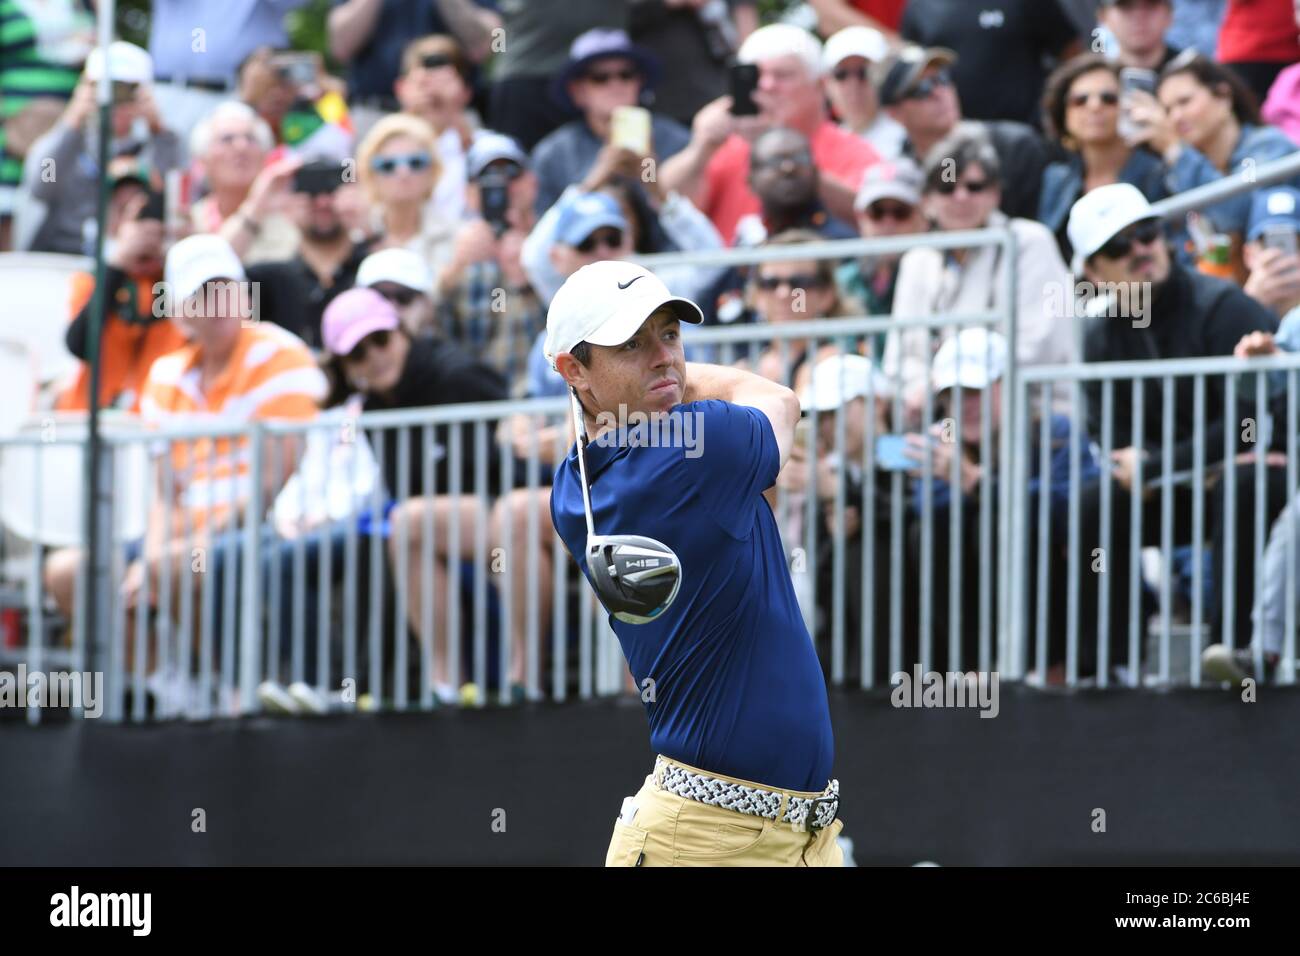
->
<box><xmin>700</xmin><ymin>121</ymin><xmax>881</xmax><ymax>245</ymax></box>
<box><xmin>850</xmin><ymin>0</ymin><xmax>906</xmax><ymax>31</ymax></box>
<box><xmin>1218</xmin><ymin>0</ymin><xmax>1300</xmax><ymax>63</ymax></box>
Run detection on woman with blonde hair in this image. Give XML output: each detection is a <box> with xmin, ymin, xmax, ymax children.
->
<box><xmin>356</xmin><ymin>114</ymin><xmax>456</xmax><ymax>292</ymax></box>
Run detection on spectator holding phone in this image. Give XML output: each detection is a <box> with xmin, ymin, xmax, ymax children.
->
<box><xmin>20</xmin><ymin>42</ymin><xmax>182</xmax><ymax>255</ymax></box>
<box><xmin>1241</xmin><ymin>187</ymin><xmax>1300</xmax><ymax>323</ymax></box>
<box><xmin>245</xmin><ymin>159</ymin><xmax>373</xmax><ymax>349</ymax></box>
<box><xmin>1126</xmin><ymin>51</ymin><xmax>1300</xmax><ymax>238</ymax></box>
<box><xmin>356</xmin><ymin>113</ymin><xmax>456</xmax><ymax>288</ymax></box>
<box><xmin>1039</xmin><ymin>55</ymin><xmax>1170</xmax><ymax>264</ymax></box>
<box><xmin>821</xmin><ymin>26</ymin><xmax>907</xmax><ymax>160</ymax></box>
<box><xmin>188</xmin><ymin>101</ymin><xmax>302</xmax><ymax>265</ymax></box>
<box><xmin>1100</xmin><ymin>0</ymin><xmax>1183</xmax><ymax>71</ymax></box>
<box><xmin>55</xmin><ymin>164</ymin><xmax>187</xmax><ymax>413</ymax></box>
<box><xmin>530</xmin><ymin>29</ymin><xmax>690</xmax><ymax>219</ymax></box>
<box><xmin>659</xmin><ymin>24</ymin><xmax>880</xmax><ymax>245</ymax></box>
<box><xmin>436</xmin><ymin>132</ymin><xmax>544</xmax><ymax>386</ymax></box>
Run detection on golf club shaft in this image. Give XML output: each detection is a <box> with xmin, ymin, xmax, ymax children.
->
<box><xmin>570</xmin><ymin>388</ymin><xmax>597</xmax><ymax>541</ymax></box>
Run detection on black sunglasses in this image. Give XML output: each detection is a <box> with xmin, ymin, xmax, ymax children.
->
<box><xmin>420</xmin><ymin>53</ymin><xmax>455</xmax><ymax>71</ymax></box>
<box><xmin>1068</xmin><ymin>90</ymin><xmax>1120</xmax><ymax>108</ymax></box>
<box><xmin>756</xmin><ymin>273</ymin><xmax>830</xmax><ymax>291</ymax></box>
<box><xmin>375</xmin><ymin>286</ymin><xmax>418</xmax><ymax>307</ymax></box>
<box><xmin>1095</xmin><ymin>220</ymin><xmax>1163</xmax><ymax>260</ymax></box>
<box><xmin>832</xmin><ymin>66</ymin><xmax>869</xmax><ymax>83</ymax></box>
<box><xmin>576</xmin><ymin>228</ymin><xmax>624</xmax><ymax>253</ymax></box>
<box><xmin>933</xmin><ymin>177</ymin><xmax>991</xmax><ymax>196</ymax></box>
<box><xmin>585</xmin><ymin>68</ymin><xmax>639</xmax><ymax>85</ymax></box>
<box><xmin>865</xmin><ymin>200</ymin><xmax>915</xmax><ymax>222</ymax></box>
<box><xmin>344</xmin><ymin>329</ymin><xmax>392</xmax><ymax>364</ymax></box>
<box><xmin>904</xmin><ymin>69</ymin><xmax>952</xmax><ymax>101</ymax></box>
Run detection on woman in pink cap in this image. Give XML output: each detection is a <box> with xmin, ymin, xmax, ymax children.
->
<box><xmin>320</xmin><ymin>287</ymin><xmax>509</xmax><ymax>704</ymax></box>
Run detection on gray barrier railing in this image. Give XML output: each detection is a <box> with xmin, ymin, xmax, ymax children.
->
<box><xmin>1011</xmin><ymin>351</ymin><xmax>1300</xmax><ymax>688</ymax></box>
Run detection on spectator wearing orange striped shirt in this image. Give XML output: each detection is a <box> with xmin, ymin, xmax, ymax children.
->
<box><xmin>44</xmin><ymin>235</ymin><xmax>326</xmax><ymax>702</ymax></box>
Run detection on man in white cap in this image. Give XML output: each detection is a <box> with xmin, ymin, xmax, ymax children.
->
<box><xmin>1068</xmin><ymin>182</ymin><xmax>1285</xmax><ymax>678</ymax></box>
<box><xmin>20</xmin><ymin>41</ymin><xmax>182</xmax><ymax>254</ymax></box>
<box><xmin>800</xmin><ymin>352</ymin><xmax>896</xmax><ymax>684</ymax></box>
<box><xmin>547</xmin><ymin>259</ymin><xmax>843</xmax><ymax>867</ymax></box>
<box><xmin>839</xmin><ymin>157</ymin><xmax>927</xmax><ymax>318</ymax></box>
<box><xmin>821</xmin><ymin>26</ymin><xmax>906</xmax><ymax>160</ymax></box>
<box><xmin>357</xmin><ymin>247</ymin><xmax>437</xmax><ymax>336</ymax></box>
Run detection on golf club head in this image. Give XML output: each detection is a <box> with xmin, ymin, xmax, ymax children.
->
<box><xmin>585</xmin><ymin>534</ymin><xmax>682</xmax><ymax>624</ymax></box>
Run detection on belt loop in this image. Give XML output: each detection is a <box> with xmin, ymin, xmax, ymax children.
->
<box><xmin>776</xmin><ymin>792</ymin><xmax>791</xmax><ymax>829</ymax></box>
<box><xmin>653</xmin><ymin>755</ymin><xmax>665</xmax><ymax>788</ymax></box>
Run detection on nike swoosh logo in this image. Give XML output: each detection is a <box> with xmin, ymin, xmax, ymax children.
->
<box><xmin>617</xmin><ymin>276</ymin><xmax>644</xmax><ymax>290</ymax></box>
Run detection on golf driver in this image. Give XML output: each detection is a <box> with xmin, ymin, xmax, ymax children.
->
<box><xmin>570</xmin><ymin>388</ymin><xmax>682</xmax><ymax>624</ymax></box>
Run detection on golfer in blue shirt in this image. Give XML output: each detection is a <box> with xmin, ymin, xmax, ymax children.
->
<box><xmin>547</xmin><ymin>261</ymin><xmax>842</xmax><ymax>867</ymax></box>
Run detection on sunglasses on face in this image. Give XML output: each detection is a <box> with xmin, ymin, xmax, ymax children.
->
<box><xmin>832</xmin><ymin>66</ymin><xmax>869</xmax><ymax>83</ymax></box>
<box><xmin>1096</xmin><ymin>220</ymin><xmax>1163</xmax><ymax>260</ymax></box>
<box><xmin>753</xmin><ymin>151</ymin><xmax>813</xmax><ymax>171</ymax></box>
<box><xmin>374</xmin><ymin>285</ymin><xmax>419</xmax><ymax>307</ymax></box>
<box><xmin>756</xmin><ymin>273</ymin><xmax>829</xmax><ymax>291</ymax></box>
<box><xmin>419</xmin><ymin>53</ymin><xmax>454</xmax><ymax>71</ymax></box>
<box><xmin>371</xmin><ymin>152</ymin><xmax>433</xmax><ymax>175</ymax></box>
<box><xmin>865</xmin><ymin>200</ymin><xmax>915</xmax><ymax>222</ymax></box>
<box><xmin>584</xmin><ymin>68</ymin><xmax>639</xmax><ymax>85</ymax></box>
<box><xmin>576</xmin><ymin>228</ymin><xmax>624</xmax><ymax>253</ymax></box>
<box><xmin>933</xmin><ymin>177</ymin><xmax>991</xmax><ymax>196</ymax></box>
<box><xmin>904</xmin><ymin>70</ymin><xmax>952</xmax><ymax>101</ymax></box>
<box><xmin>343</xmin><ymin>329</ymin><xmax>392</xmax><ymax>365</ymax></box>
<box><xmin>1068</xmin><ymin>90</ymin><xmax>1120</xmax><ymax>108</ymax></box>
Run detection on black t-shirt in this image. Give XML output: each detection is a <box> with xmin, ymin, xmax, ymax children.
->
<box><xmin>246</xmin><ymin>241</ymin><xmax>371</xmax><ymax>351</ymax></box>
<box><xmin>364</xmin><ymin>335</ymin><xmax>509</xmax><ymax>499</ymax></box>
<box><xmin>901</xmin><ymin>0</ymin><xmax>1078</xmax><ymax>127</ymax></box>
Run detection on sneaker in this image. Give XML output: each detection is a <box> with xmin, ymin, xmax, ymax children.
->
<box><xmin>1201</xmin><ymin>644</ymin><xmax>1278</xmax><ymax>685</ymax></box>
<box><xmin>257</xmin><ymin>680</ymin><xmax>301</xmax><ymax>715</ymax></box>
<box><xmin>287</xmin><ymin>681</ymin><xmax>331</xmax><ymax>715</ymax></box>
<box><xmin>146</xmin><ymin>666</ymin><xmax>200</xmax><ymax>718</ymax></box>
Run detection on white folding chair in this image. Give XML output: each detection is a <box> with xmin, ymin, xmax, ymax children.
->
<box><xmin>0</xmin><ymin>252</ymin><xmax>91</xmax><ymax>388</ymax></box>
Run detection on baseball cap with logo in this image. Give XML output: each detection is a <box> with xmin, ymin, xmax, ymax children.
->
<box><xmin>1247</xmin><ymin>187</ymin><xmax>1300</xmax><ymax>242</ymax></box>
<box><xmin>164</xmin><ymin>234</ymin><xmax>245</xmax><ymax>304</ymax></box>
<box><xmin>854</xmin><ymin>158</ymin><xmax>924</xmax><ymax>211</ymax></box>
<box><xmin>931</xmin><ymin>328</ymin><xmax>1008</xmax><ymax>392</ymax></box>
<box><xmin>800</xmin><ymin>354</ymin><xmax>893</xmax><ymax>412</ymax></box>
<box><xmin>555</xmin><ymin>192</ymin><xmax>629</xmax><ymax>247</ymax></box>
<box><xmin>875</xmin><ymin>45</ymin><xmax>956</xmax><ymax>106</ymax></box>
<box><xmin>356</xmin><ymin>248</ymin><xmax>434</xmax><ymax>294</ymax></box>
<box><xmin>544</xmin><ymin>262</ymin><xmax>703</xmax><ymax>371</ymax></box>
<box><xmin>1066</xmin><ymin>182</ymin><xmax>1160</xmax><ymax>274</ymax></box>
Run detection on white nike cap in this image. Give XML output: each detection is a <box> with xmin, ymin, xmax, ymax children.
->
<box><xmin>799</xmin><ymin>353</ymin><xmax>892</xmax><ymax>412</ymax></box>
<box><xmin>1067</xmin><ymin>182</ymin><xmax>1159</xmax><ymax>275</ymax></box>
<box><xmin>544</xmin><ymin>261</ymin><xmax>704</xmax><ymax>371</ymax></box>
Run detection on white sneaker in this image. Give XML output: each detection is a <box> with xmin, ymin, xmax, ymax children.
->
<box><xmin>288</xmin><ymin>681</ymin><xmax>331</xmax><ymax>715</ymax></box>
<box><xmin>257</xmin><ymin>680</ymin><xmax>300</xmax><ymax>715</ymax></box>
<box><xmin>146</xmin><ymin>666</ymin><xmax>199</xmax><ymax>718</ymax></box>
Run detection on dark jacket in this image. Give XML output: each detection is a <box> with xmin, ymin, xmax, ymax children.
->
<box><xmin>1039</xmin><ymin>148</ymin><xmax>1169</xmax><ymax>264</ymax></box>
<box><xmin>1082</xmin><ymin>265</ymin><xmax>1279</xmax><ymax>477</ymax></box>
<box><xmin>246</xmin><ymin>241</ymin><xmax>371</xmax><ymax>350</ymax></box>
<box><xmin>362</xmin><ymin>334</ymin><xmax>509</xmax><ymax>500</ymax></box>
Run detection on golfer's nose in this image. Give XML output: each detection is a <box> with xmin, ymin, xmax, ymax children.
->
<box><xmin>650</xmin><ymin>335</ymin><xmax>674</xmax><ymax>367</ymax></box>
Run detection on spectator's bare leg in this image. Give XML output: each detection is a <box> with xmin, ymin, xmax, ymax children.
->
<box><xmin>489</xmin><ymin>487</ymin><xmax>553</xmax><ymax>690</ymax></box>
<box><xmin>388</xmin><ymin>495</ymin><xmax>486</xmax><ymax>690</ymax></box>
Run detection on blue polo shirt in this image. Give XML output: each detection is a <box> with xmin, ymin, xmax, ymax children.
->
<box><xmin>550</xmin><ymin>399</ymin><xmax>834</xmax><ymax>793</ymax></box>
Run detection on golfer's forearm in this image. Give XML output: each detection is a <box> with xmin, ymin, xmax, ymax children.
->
<box><xmin>684</xmin><ymin>363</ymin><xmax>800</xmax><ymax>421</ymax></box>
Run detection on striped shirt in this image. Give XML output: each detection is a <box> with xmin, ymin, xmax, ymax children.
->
<box><xmin>0</xmin><ymin>0</ymin><xmax>92</xmax><ymax>206</ymax></box>
<box><xmin>140</xmin><ymin>323</ymin><xmax>326</xmax><ymax>531</ymax></box>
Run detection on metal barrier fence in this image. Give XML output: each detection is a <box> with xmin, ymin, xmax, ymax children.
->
<box><xmin>1010</xmin><ymin>352</ymin><xmax>1300</xmax><ymax>688</ymax></box>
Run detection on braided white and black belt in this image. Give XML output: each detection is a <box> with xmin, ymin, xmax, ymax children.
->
<box><xmin>654</xmin><ymin>756</ymin><xmax>840</xmax><ymax>832</ymax></box>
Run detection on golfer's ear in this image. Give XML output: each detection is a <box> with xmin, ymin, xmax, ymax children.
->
<box><xmin>555</xmin><ymin>352</ymin><xmax>586</xmax><ymax>390</ymax></box>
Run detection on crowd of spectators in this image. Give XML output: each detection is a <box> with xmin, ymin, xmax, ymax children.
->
<box><xmin>3</xmin><ymin>0</ymin><xmax>1300</xmax><ymax>706</ymax></box>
